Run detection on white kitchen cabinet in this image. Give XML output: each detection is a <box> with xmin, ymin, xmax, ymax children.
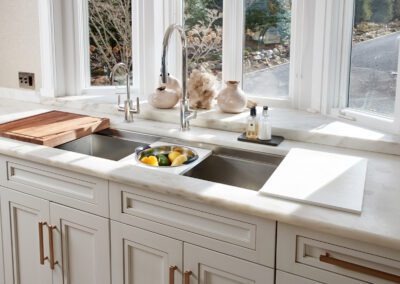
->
<box><xmin>276</xmin><ymin>271</ymin><xmax>323</xmax><ymax>284</ymax></box>
<box><xmin>183</xmin><ymin>243</ymin><xmax>274</xmax><ymax>284</ymax></box>
<box><xmin>277</xmin><ymin>223</ymin><xmax>400</xmax><ymax>284</ymax></box>
<box><xmin>51</xmin><ymin>203</ymin><xmax>110</xmax><ymax>284</ymax></box>
<box><xmin>111</xmin><ymin>221</ymin><xmax>183</xmax><ymax>284</ymax></box>
<box><xmin>0</xmin><ymin>192</ymin><xmax>4</xmax><ymax>284</ymax></box>
<box><xmin>1</xmin><ymin>188</ymin><xmax>52</xmax><ymax>284</ymax></box>
<box><xmin>0</xmin><ymin>188</ymin><xmax>110</xmax><ymax>284</ymax></box>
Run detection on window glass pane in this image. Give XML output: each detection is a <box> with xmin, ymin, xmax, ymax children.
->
<box><xmin>88</xmin><ymin>0</ymin><xmax>132</xmax><ymax>86</ymax></box>
<box><xmin>243</xmin><ymin>0</ymin><xmax>292</xmax><ymax>98</ymax></box>
<box><xmin>349</xmin><ymin>0</ymin><xmax>400</xmax><ymax>117</ymax></box>
<box><xmin>184</xmin><ymin>0</ymin><xmax>223</xmax><ymax>82</ymax></box>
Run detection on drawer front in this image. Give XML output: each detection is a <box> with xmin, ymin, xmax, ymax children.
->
<box><xmin>110</xmin><ymin>182</ymin><xmax>276</xmax><ymax>267</ymax></box>
<box><xmin>277</xmin><ymin>223</ymin><xmax>400</xmax><ymax>284</ymax></box>
<box><xmin>0</xmin><ymin>156</ymin><xmax>109</xmax><ymax>217</ymax></box>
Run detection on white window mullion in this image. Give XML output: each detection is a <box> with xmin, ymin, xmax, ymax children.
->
<box><xmin>222</xmin><ymin>0</ymin><xmax>244</xmax><ymax>83</ymax></box>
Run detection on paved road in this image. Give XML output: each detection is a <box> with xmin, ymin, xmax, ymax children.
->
<box><xmin>244</xmin><ymin>32</ymin><xmax>400</xmax><ymax>115</ymax></box>
<box><xmin>351</xmin><ymin>32</ymin><xmax>400</xmax><ymax>73</ymax></box>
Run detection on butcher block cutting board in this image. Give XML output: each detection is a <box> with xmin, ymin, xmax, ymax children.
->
<box><xmin>0</xmin><ymin>111</ymin><xmax>110</xmax><ymax>147</ymax></box>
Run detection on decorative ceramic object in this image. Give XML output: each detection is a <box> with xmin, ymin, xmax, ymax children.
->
<box><xmin>159</xmin><ymin>74</ymin><xmax>182</xmax><ymax>98</ymax></box>
<box><xmin>148</xmin><ymin>86</ymin><xmax>180</xmax><ymax>109</ymax></box>
<box><xmin>187</xmin><ymin>70</ymin><xmax>217</xmax><ymax>110</ymax></box>
<box><xmin>217</xmin><ymin>81</ymin><xmax>247</xmax><ymax>113</ymax></box>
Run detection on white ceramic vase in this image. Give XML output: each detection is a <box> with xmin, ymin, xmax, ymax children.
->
<box><xmin>148</xmin><ymin>86</ymin><xmax>180</xmax><ymax>109</ymax></box>
<box><xmin>217</xmin><ymin>81</ymin><xmax>247</xmax><ymax>114</ymax></box>
<box><xmin>159</xmin><ymin>74</ymin><xmax>182</xmax><ymax>98</ymax></box>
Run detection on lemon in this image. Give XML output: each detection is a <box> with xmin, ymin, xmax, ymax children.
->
<box><xmin>140</xmin><ymin>156</ymin><xmax>159</xmax><ymax>166</ymax></box>
<box><xmin>168</xmin><ymin>151</ymin><xmax>181</xmax><ymax>163</ymax></box>
<box><xmin>171</xmin><ymin>154</ymin><xmax>188</xmax><ymax>166</ymax></box>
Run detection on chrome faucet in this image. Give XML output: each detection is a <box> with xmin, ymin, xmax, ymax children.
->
<box><xmin>110</xmin><ymin>62</ymin><xmax>140</xmax><ymax>122</ymax></box>
<box><xmin>161</xmin><ymin>24</ymin><xmax>197</xmax><ymax>131</ymax></box>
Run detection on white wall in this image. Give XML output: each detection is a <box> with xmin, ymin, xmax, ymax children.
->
<box><xmin>0</xmin><ymin>0</ymin><xmax>41</xmax><ymax>90</ymax></box>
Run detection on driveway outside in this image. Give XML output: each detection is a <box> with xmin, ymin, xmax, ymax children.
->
<box><xmin>243</xmin><ymin>32</ymin><xmax>400</xmax><ymax>116</ymax></box>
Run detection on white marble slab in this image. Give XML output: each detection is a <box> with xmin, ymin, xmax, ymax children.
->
<box><xmin>120</xmin><ymin>141</ymin><xmax>212</xmax><ymax>175</ymax></box>
<box><xmin>260</xmin><ymin>148</ymin><xmax>368</xmax><ymax>214</ymax></box>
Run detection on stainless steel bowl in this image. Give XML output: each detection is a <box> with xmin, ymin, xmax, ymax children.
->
<box><xmin>136</xmin><ymin>145</ymin><xmax>199</xmax><ymax>167</ymax></box>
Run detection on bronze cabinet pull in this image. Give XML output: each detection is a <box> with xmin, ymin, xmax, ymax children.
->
<box><xmin>184</xmin><ymin>271</ymin><xmax>192</xmax><ymax>284</ymax></box>
<box><xmin>47</xmin><ymin>225</ymin><xmax>58</xmax><ymax>270</ymax></box>
<box><xmin>320</xmin><ymin>253</ymin><xmax>400</xmax><ymax>283</ymax></box>
<box><xmin>38</xmin><ymin>222</ymin><xmax>48</xmax><ymax>265</ymax></box>
<box><xmin>169</xmin><ymin>266</ymin><xmax>178</xmax><ymax>284</ymax></box>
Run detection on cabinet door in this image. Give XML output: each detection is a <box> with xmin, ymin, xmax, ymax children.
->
<box><xmin>1</xmin><ymin>189</ymin><xmax>51</xmax><ymax>284</ymax></box>
<box><xmin>111</xmin><ymin>221</ymin><xmax>183</xmax><ymax>284</ymax></box>
<box><xmin>276</xmin><ymin>271</ymin><xmax>323</xmax><ymax>284</ymax></box>
<box><xmin>0</xmin><ymin>192</ymin><xmax>4</xmax><ymax>284</ymax></box>
<box><xmin>50</xmin><ymin>203</ymin><xmax>110</xmax><ymax>284</ymax></box>
<box><xmin>183</xmin><ymin>244</ymin><xmax>274</xmax><ymax>284</ymax></box>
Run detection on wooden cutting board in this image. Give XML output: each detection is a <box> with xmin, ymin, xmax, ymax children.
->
<box><xmin>0</xmin><ymin>111</ymin><xmax>110</xmax><ymax>147</ymax></box>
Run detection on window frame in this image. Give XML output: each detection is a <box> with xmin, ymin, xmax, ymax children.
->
<box><xmin>328</xmin><ymin>0</ymin><xmax>400</xmax><ymax>134</ymax></box>
<box><xmin>38</xmin><ymin>0</ymin><xmax>400</xmax><ymax>135</ymax></box>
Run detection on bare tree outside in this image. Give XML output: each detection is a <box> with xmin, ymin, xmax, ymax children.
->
<box><xmin>184</xmin><ymin>0</ymin><xmax>223</xmax><ymax>81</ymax></box>
<box><xmin>89</xmin><ymin>0</ymin><xmax>132</xmax><ymax>86</ymax></box>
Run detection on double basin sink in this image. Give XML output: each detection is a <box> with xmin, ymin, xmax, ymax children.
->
<box><xmin>57</xmin><ymin>129</ymin><xmax>283</xmax><ymax>191</ymax></box>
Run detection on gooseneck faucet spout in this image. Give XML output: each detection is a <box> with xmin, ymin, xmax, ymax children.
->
<box><xmin>161</xmin><ymin>24</ymin><xmax>196</xmax><ymax>131</ymax></box>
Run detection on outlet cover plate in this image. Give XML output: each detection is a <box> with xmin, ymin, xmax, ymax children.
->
<box><xmin>18</xmin><ymin>72</ymin><xmax>35</xmax><ymax>90</ymax></box>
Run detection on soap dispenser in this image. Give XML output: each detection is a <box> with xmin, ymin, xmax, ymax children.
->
<box><xmin>246</xmin><ymin>107</ymin><xmax>258</xmax><ymax>140</ymax></box>
<box><xmin>258</xmin><ymin>106</ymin><xmax>272</xmax><ymax>141</ymax></box>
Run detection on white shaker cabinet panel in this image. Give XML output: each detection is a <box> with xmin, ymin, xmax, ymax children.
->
<box><xmin>50</xmin><ymin>203</ymin><xmax>110</xmax><ymax>284</ymax></box>
<box><xmin>183</xmin><ymin>243</ymin><xmax>274</xmax><ymax>284</ymax></box>
<box><xmin>1</xmin><ymin>188</ymin><xmax>52</xmax><ymax>284</ymax></box>
<box><xmin>0</xmin><ymin>192</ymin><xmax>4</xmax><ymax>284</ymax></box>
<box><xmin>276</xmin><ymin>271</ymin><xmax>323</xmax><ymax>284</ymax></box>
<box><xmin>111</xmin><ymin>221</ymin><xmax>183</xmax><ymax>284</ymax></box>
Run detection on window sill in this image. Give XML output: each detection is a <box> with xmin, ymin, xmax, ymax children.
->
<box><xmin>40</xmin><ymin>94</ymin><xmax>400</xmax><ymax>156</ymax></box>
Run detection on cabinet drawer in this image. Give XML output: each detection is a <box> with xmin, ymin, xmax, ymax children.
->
<box><xmin>110</xmin><ymin>182</ymin><xmax>276</xmax><ymax>267</ymax></box>
<box><xmin>277</xmin><ymin>223</ymin><xmax>400</xmax><ymax>284</ymax></box>
<box><xmin>0</xmin><ymin>156</ymin><xmax>109</xmax><ymax>217</ymax></box>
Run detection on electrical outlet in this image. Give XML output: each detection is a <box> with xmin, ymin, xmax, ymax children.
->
<box><xmin>18</xmin><ymin>72</ymin><xmax>35</xmax><ymax>90</ymax></box>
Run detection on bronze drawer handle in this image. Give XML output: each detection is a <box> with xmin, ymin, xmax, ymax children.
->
<box><xmin>184</xmin><ymin>271</ymin><xmax>192</xmax><ymax>284</ymax></box>
<box><xmin>169</xmin><ymin>266</ymin><xmax>178</xmax><ymax>284</ymax></box>
<box><xmin>38</xmin><ymin>222</ymin><xmax>48</xmax><ymax>265</ymax></box>
<box><xmin>48</xmin><ymin>225</ymin><xmax>58</xmax><ymax>270</ymax></box>
<box><xmin>320</xmin><ymin>253</ymin><xmax>400</xmax><ymax>283</ymax></box>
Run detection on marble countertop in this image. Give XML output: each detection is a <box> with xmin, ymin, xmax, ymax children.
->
<box><xmin>36</xmin><ymin>94</ymin><xmax>400</xmax><ymax>156</ymax></box>
<box><xmin>0</xmin><ymin>98</ymin><xmax>400</xmax><ymax>251</ymax></box>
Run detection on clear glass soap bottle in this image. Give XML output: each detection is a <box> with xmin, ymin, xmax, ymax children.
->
<box><xmin>246</xmin><ymin>107</ymin><xmax>258</xmax><ymax>140</ymax></box>
<box><xmin>258</xmin><ymin>106</ymin><xmax>272</xmax><ymax>141</ymax></box>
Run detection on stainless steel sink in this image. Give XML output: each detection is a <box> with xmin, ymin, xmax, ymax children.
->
<box><xmin>184</xmin><ymin>148</ymin><xmax>283</xmax><ymax>191</ymax></box>
<box><xmin>56</xmin><ymin>129</ymin><xmax>283</xmax><ymax>190</ymax></box>
<box><xmin>56</xmin><ymin>129</ymin><xmax>160</xmax><ymax>161</ymax></box>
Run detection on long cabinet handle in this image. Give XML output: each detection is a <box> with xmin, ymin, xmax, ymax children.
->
<box><xmin>38</xmin><ymin>222</ymin><xmax>48</xmax><ymax>265</ymax></box>
<box><xmin>169</xmin><ymin>266</ymin><xmax>178</xmax><ymax>284</ymax></box>
<box><xmin>320</xmin><ymin>253</ymin><xmax>400</xmax><ymax>283</ymax></box>
<box><xmin>184</xmin><ymin>271</ymin><xmax>192</xmax><ymax>284</ymax></box>
<box><xmin>48</xmin><ymin>225</ymin><xmax>58</xmax><ymax>270</ymax></box>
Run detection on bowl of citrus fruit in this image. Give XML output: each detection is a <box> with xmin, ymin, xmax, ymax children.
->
<box><xmin>137</xmin><ymin>145</ymin><xmax>199</xmax><ymax>167</ymax></box>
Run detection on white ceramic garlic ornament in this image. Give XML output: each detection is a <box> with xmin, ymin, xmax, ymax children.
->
<box><xmin>217</xmin><ymin>81</ymin><xmax>247</xmax><ymax>114</ymax></box>
<box><xmin>148</xmin><ymin>86</ymin><xmax>180</xmax><ymax>109</ymax></box>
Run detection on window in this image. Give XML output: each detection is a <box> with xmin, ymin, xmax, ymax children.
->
<box><xmin>243</xmin><ymin>0</ymin><xmax>292</xmax><ymax>98</ymax></box>
<box><xmin>331</xmin><ymin>0</ymin><xmax>400</xmax><ymax>133</ymax></box>
<box><xmin>184</xmin><ymin>0</ymin><xmax>223</xmax><ymax>82</ymax></box>
<box><xmin>348</xmin><ymin>0</ymin><xmax>400</xmax><ymax>117</ymax></box>
<box><xmin>88</xmin><ymin>0</ymin><xmax>132</xmax><ymax>87</ymax></box>
<box><xmin>40</xmin><ymin>0</ymin><xmax>400</xmax><ymax>134</ymax></box>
